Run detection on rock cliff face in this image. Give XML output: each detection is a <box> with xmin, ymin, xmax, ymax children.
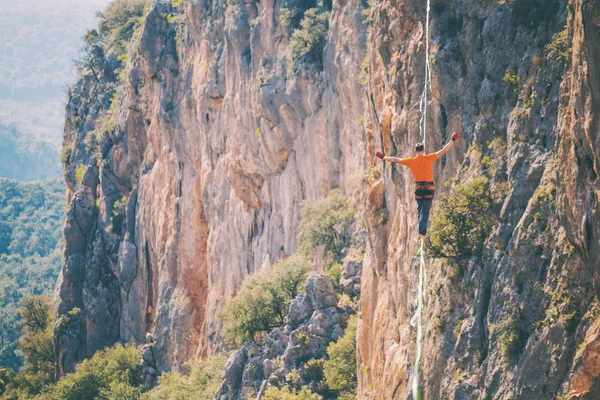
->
<box><xmin>358</xmin><ymin>0</ymin><xmax>600</xmax><ymax>399</ymax></box>
<box><xmin>56</xmin><ymin>0</ymin><xmax>368</xmax><ymax>377</ymax></box>
<box><xmin>56</xmin><ymin>0</ymin><xmax>600</xmax><ymax>398</ymax></box>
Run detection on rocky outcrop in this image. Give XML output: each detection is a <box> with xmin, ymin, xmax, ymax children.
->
<box><xmin>140</xmin><ymin>333</ymin><xmax>159</xmax><ymax>390</ymax></box>
<box><xmin>216</xmin><ymin>274</ymin><xmax>352</xmax><ymax>399</ymax></box>
<box><xmin>340</xmin><ymin>255</ymin><xmax>363</xmax><ymax>298</ymax></box>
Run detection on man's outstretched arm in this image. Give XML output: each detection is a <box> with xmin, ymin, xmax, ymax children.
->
<box><xmin>436</xmin><ymin>132</ymin><xmax>459</xmax><ymax>159</ymax></box>
<box><xmin>383</xmin><ymin>156</ymin><xmax>404</xmax><ymax>164</ymax></box>
<box><xmin>376</xmin><ymin>152</ymin><xmax>404</xmax><ymax>164</ymax></box>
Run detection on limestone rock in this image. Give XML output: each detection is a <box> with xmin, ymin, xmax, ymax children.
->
<box><xmin>340</xmin><ymin>256</ymin><xmax>363</xmax><ymax>298</ymax></box>
<box><xmin>216</xmin><ymin>275</ymin><xmax>351</xmax><ymax>399</ymax></box>
<box><xmin>304</xmin><ymin>274</ymin><xmax>338</xmax><ymax>310</ymax></box>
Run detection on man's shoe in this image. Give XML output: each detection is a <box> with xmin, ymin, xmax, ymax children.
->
<box><xmin>417</xmin><ymin>234</ymin><xmax>425</xmax><ymax>241</ymax></box>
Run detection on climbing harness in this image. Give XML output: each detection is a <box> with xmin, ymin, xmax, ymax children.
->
<box><xmin>411</xmin><ymin>0</ymin><xmax>432</xmax><ymax>398</ymax></box>
<box><xmin>414</xmin><ymin>181</ymin><xmax>435</xmax><ymax>199</ymax></box>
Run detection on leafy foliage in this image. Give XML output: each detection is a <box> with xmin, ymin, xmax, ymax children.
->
<box><xmin>18</xmin><ymin>297</ymin><xmax>55</xmax><ymax>379</ymax></box>
<box><xmin>497</xmin><ymin>317</ymin><xmax>525</xmax><ymax>363</ymax></box>
<box><xmin>141</xmin><ymin>356</ymin><xmax>225</xmax><ymax>400</ymax></box>
<box><xmin>33</xmin><ymin>344</ymin><xmax>142</xmax><ymax>400</ymax></box>
<box><xmin>546</xmin><ymin>27</ymin><xmax>569</xmax><ymax>72</ymax></box>
<box><xmin>323</xmin><ymin>315</ymin><xmax>357</xmax><ymax>396</ymax></box>
<box><xmin>100</xmin><ymin>381</ymin><xmax>142</xmax><ymax>400</ymax></box>
<box><xmin>0</xmin><ymin>296</ymin><xmax>55</xmax><ymax>399</ymax></box>
<box><xmin>290</xmin><ymin>9</ymin><xmax>330</xmax><ymax>66</ymax></box>
<box><xmin>297</xmin><ymin>190</ymin><xmax>355</xmax><ymax>264</ymax></box>
<box><xmin>263</xmin><ymin>386</ymin><xmax>322</xmax><ymax>400</ymax></box>
<box><xmin>0</xmin><ymin>179</ymin><xmax>64</xmax><ymax>371</ymax></box>
<box><xmin>220</xmin><ymin>255</ymin><xmax>311</xmax><ymax>346</ymax></box>
<box><xmin>78</xmin><ymin>0</ymin><xmax>148</xmax><ymax>81</ymax></box>
<box><xmin>325</xmin><ymin>262</ymin><xmax>342</xmax><ymax>294</ymax></box>
<box><xmin>426</xmin><ymin>177</ymin><xmax>494</xmax><ymax>259</ymax></box>
<box><xmin>98</xmin><ymin>0</ymin><xmax>148</xmax><ymax>55</ymax></box>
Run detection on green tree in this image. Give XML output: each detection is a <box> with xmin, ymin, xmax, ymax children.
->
<box><xmin>0</xmin><ymin>296</ymin><xmax>55</xmax><ymax>399</ymax></box>
<box><xmin>297</xmin><ymin>190</ymin><xmax>355</xmax><ymax>264</ymax></box>
<box><xmin>426</xmin><ymin>177</ymin><xmax>494</xmax><ymax>259</ymax></box>
<box><xmin>79</xmin><ymin>29</ymin><xmax>105</xmax><ymax>83</ymax></box>
<box><xmin>220</xmin><ymin>255</ymin><xmax>311</xmax><ymax>345</ymax></box>
<box><xmin>323</xmin><ymin>316</ymin><xmax>357</xmax><ymax>397</ymax></box>
<box><xmin>100</xmin><ymin>381</ymin><xmax>142</xmax><ymax>400</ymax></box>
<box><xmin>142</xmin><ymin>356</ymin><xmax>225</xmax><ymax>400</ymax></box>
<box><xmin>78</xmin><ymin>0</ymin><xmax>148</xmax><ymax>81</ymax></box>
<box><xmin>34</xmin><ymin>344</ymin><xmax>142</xmax><ymax>400</ymax></box>
<box><xmin>0</xmin><ymin>368</ymin><xmax>14</xmax><ymax>397</ymax></box>
<box><xmin>98</xmin><ymin>0</ymin><xmax>148</xmax><ymax>55</ymax></box>
<box><xmin>290</xmin><ymin>9</ymin><xmax>330</xmax><ymax>65</ymax></box>
<box><xmin>18</xmin><ymin>297</ymin><xmax>55</xmax><ymax>383</ymax></box>
<box><xmin>263</xmin><ymin>386</ymin><xmax>322</xmax><ymax>400</ymax></box>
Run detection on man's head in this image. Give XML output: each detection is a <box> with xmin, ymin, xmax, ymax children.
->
<box><xmin>415</xmin><ymin>143</ymin><xmax>425</xmax><ymax>155</ymax></box>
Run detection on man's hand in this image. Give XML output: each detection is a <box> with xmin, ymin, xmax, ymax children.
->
<box><xmin>376</xmin><ymin>151</ymin><xmax>384</xmax><ymax>159</ymax></box>
<box><xmin>451</xmin><ymin>132</ymin><xmax>459</xmax><ymax>141</ymax></box>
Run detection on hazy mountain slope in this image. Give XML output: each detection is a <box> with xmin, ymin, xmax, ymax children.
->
<box><xmin>0</xmin><ymin>0</ymin><xmax>112</xmax><ymax>177</ymax></box>
<box><xmin>0</xmin><ymin>178</ymin><xmax>65</xmax><ymax>371</ymax></box>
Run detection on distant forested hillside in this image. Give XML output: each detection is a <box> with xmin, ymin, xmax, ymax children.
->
<box><xmin>0</xmin><ymin>124</ymin><xmax>61</xmax><ymax>181</ymax></box>
<box><xmin>0</xmin><ymin>179</ymin><xmax>65</xmax><ymax>370</ymax></box>
<box><xmin>0</xmin><ymin>0</ymin><xmax>112</xmax><ymax>154</ymax></box>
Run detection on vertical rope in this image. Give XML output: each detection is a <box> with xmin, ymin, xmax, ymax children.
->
<box><xmin>413</xmin><ymin>1</ymin><xmax>431</xmax><ymax>398</ymax></box>
<box><xmin>418</xmin><ymin>0</ymin><xmax>432</xmax><ymax>148</ymax></box>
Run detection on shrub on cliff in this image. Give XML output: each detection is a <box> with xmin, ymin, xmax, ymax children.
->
<box><xmin>220</xmin><ymin>255</ymin><xmax>311</xmax><ymax>345</ymax></box>
<box><xmin>33</xmin><ymin>344</ymin><xmax>142</xmax><ymax>400</ymax></box>
<box><xmin>141</xmin><ymin>356</ymin><xmax>225</xmax><ymax>400</ymax></box>
<box><xmin>79</xmin><ymin>0</ymin><xmax>148</xmax><ymax>80</ymax></box>
<box><xmin>297</xmin><ymin>190</ymin><xmax>355</xmax><ymax>264</ymax></box>
<box><xmin>322</xmin><ymin>315</ymin><xmax>357</xmax><ymax>397</ymax></box>
<box><xmin>290</xmin><ymin>9</ymin><xmax>330</xmax><ymax>66</ymax></box>
<box><xmin>426</xmin><ymin>177</ymin><xmax>494</xmax><ymax>259</ymax></box>
<box><xmin>98</xmin><ymin>0</ymin><xmax>148</xmax><ymax>55</ymax></box>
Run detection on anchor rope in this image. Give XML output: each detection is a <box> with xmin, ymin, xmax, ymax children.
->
<box><xmin>411</xmin><ymin>239</ymin><xmax>426</xmax><ymax>400</ymax></box>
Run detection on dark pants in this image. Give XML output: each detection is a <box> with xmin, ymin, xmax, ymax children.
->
<box><xmin>416</xmin><ymin>198</ymin><xmax>433</xmax><ymax>236</ymax></box>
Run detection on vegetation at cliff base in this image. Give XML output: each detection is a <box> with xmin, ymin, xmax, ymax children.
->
<box><xmin>264</xmin><ymin>386</ymin><xmax>323</xmax><ymax>399</ymax></box>
<box><xmin>34</xmin><ymin>344</ymin><xmax>142</xmax><ymax>400</ymax></box>
<box><xmin>323</xmin><ymin>315</ymin><xmax>357</xmax><ymax>397</ymax></box>
<box><xmin>221</xmin><ymin>189</ymin><xmax>358</xmax><ymax>347</ymax></box>
<box><xmin>220</xmin><ymin>254</ymin><xmax>311</xmax><ymax>345</ymax></box>
<box><xmin>0</xmin><ymin>179</ymin><xmax>65</xmax><ymax>371</ymax></box>
<box><xmin>141</xmin><ymin>357</ymin><xmax>225</xmax><ymax>400</ymax></box>
<box><xmin>0</xmin><ymin>296</ymin><xmax>56</xmax><ymax>399</ymax></box>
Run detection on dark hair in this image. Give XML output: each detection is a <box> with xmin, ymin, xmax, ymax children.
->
<box><xmin>415</xmin><ymin>143</ymin><xmax>424</xmax><ymax>152</ymax></box>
